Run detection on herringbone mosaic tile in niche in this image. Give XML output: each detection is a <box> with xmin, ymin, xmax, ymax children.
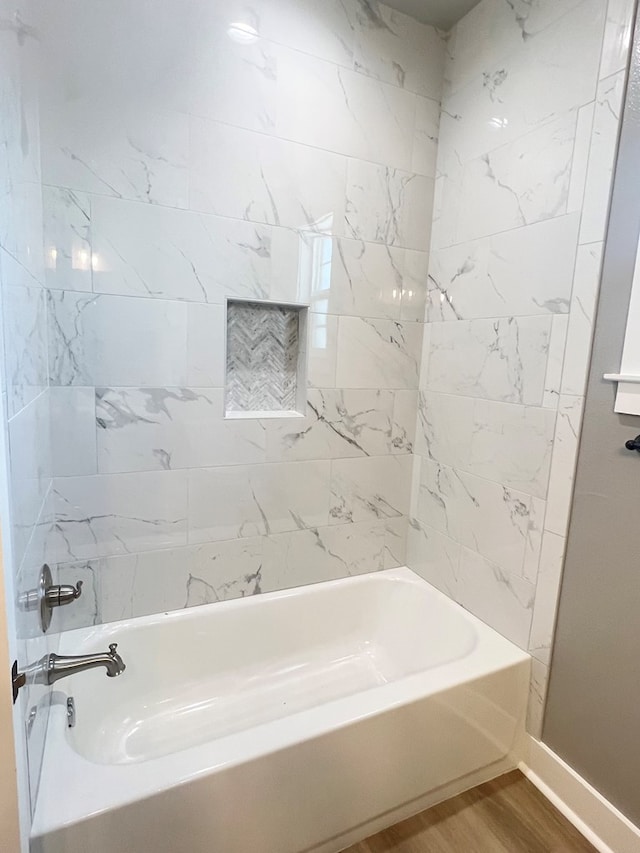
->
<box><xmin>226</xmin><ymin>301</ymin><xmax>301</xmax><ymax>414</ymax></box>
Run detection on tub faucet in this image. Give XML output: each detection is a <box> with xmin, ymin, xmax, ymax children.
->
<box><xmin>29</xmin><ymin>644</ymin><xmax>126</xmax><ymax>686</ymax></box>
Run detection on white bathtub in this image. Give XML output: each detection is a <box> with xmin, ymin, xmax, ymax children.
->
<box><xmin>32</xmin><ymin>567</ymin><xmax>529</xmax><ymax>853</ymax></box>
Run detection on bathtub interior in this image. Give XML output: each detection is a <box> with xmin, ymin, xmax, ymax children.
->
<box><xmin>63</xmin><ymin>572</ymin><xmax>478</xmax><ymax>764</ymax></box>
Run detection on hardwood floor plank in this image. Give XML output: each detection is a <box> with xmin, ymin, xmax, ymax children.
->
<box><xmin>342</xmin><ymin>771</ymin><xmax>597</xmax><ymax>853</ymax></box>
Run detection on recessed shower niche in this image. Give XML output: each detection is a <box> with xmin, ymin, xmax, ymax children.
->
<box><xmin>224</xmin><ymin>299</ymin><xmax>308</xmax><ymax>418</ymax></box>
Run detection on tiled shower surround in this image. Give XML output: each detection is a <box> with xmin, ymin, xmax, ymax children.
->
<box><xmin>39</xmin><ymin>0</ymin><xmax>444</xmax><ymax>626</ymax></box>
<box><xmin>0</xmin><ymin>0</ymin><xmax>635</xmax><ymax>822</ymax></box>
<box><xmin>36</xmin><ymin>0</ymin><xmax>635</xmax><ymax>690</ymax></box>
<box><xmin>408</xmin><ymin>0</ymin><xmax>635</xmax><ymax>736</ymax></box>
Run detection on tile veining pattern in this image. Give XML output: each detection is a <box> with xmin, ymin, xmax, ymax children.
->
<box><xmin>0</xmin><ymin>0</ymin><xmax>59</xmax><ymax>817</ymax></box>
<box><xmin>38</xmin><ymin>1</ymin><xmax>444</xmax><ymax>628</ymax></box>
<box><xmin>407</xmin><ymin>0</ymin><xmax>634</xmax><ymax>738</ymax></box>
<box><xmin>225</xmin><ymin>301</ymin><xmax>300</xmax><ymax>414</ymax></box>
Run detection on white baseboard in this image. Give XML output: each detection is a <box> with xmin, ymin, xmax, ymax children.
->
<box><xmin>520</xmin><ymin>736</ymin><xmax>640</xmax><ymax>853</ymax></box>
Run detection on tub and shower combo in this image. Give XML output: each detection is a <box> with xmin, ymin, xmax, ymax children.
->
<box><xmin>31</xmin><ymin>567</ymin><xmax>529</xmax><ymax>853</ymax></box>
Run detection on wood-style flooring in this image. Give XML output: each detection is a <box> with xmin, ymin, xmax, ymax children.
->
<box><xmin>343</xmin><ymin>771</ymin><xmax>596</xmax><ymax>853</ymax></box>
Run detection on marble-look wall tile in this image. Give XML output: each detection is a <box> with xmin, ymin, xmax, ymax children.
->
<box><xmin>186</xmin><ymin>303</ymin><xmax>225</xmax><ymax>387</ymax></box>
<box><xmin>188</xmin><ymin>461</ymin><xmax>331</xmax><ymax>543</ymax></box>
<box><xmin>455</xmin><ymin>547</ymin><xmax>535</xmax><ymax>649</ymax></box>
<box><xmin>96</xmin><ymin>387</ymin><xmax>267</xmax><ymax>473</ymax></box>
<box><xmin>441</xmin><ymin>0</ymin><xmax>604</xmax><ymax>165</ymax></box>
<box><xmin>350</xmin><ymin>1</ymin><xmax>445</xmax><ymax>98</ymax></box>
<box><xmin>567</xmin><ymin>103</ymin><xmax>596</xmax><ymax>214</ymax></box>
<box><xmin>345</xmin><ymin>159</ymin><xmax>434</xmax><ymax>251</ymax></box>
<box><xmin>90</xmin><ymin>195</ymin><xmax>286</xmax><ymax>304</ymax></box>
<box><xmin>8</xmin><ymin>391</ymin><xmax>51</xmax><ymax>570</ymax></box>
<box><xmin>336</xmin><ymin>317</ymin><xmax>422</xmax><ymax>390</ymax></box>
<box><xmin>3</xmin><ymin>284</ymin><xmax>48</xmax><ymax>418</ymax></box>
<box><xmin>427</xmin><ymin>214</ymin><xmax>579</xmax><ymax>322</ymax></box>
<box><xmin>42</xmin><ymin>186</ymin><xmax>92</xmax><ymax>293</ymax></box>
<box><xmin>543</xmin><ymin>314</ymin><xmax>569</xmax><ymax>409</ymax></box>
<box><xmin>406</xmin><ymin>517</ymin><xmax>461</xmax><ymax>597</ymax></box>
<box><xmin>67</xmin><ymin>518</ymin><xmax>397</xmax><ymax>629</ymax></box>
<box><xmin>416</xmin><ymin>392</ymin><xmax>556</xmax><ymax>499</ymax></box>
<box><xmin>329</xmin><ymin>454</ymin><xmax>411</xmax><ymax>525</ymax></box>
<box><xmin>401</xmin><ymin>250</ymin><xmax>429</xmax><ymax>322</ymax></box>
<box><xmin>188</xmin><ymin>35</ymin><xmax>278</xmax><ymax>135</ymax></box>
<box><xmin>41</xmin><ymin>101</ymin><xmax>189</xmax><ymax>207</ymax></box>
<box><xmin>265</xmin><ymin>389</ymin><xmax>395</xmax><ymax>461</ymax></box>
<box><xmin>50</xmin><ymin>470</ymin><xmax>188</xmax><ymax>562</ymax></box>
<box><xmin>50</xmin><ymin>387</ymin><xmax>97</xmax><ymax>477</ymax></box>
<box><xmin>599</xmin><ymin>0</ymin><xmax>636</xmax><ymax>79</ymax></box>
<box><xmin>452</xmin><ymin>110</ymin><xmax>578</xmax><ymax>246</ymax></box>
<box><xmin>416</xmin><ymin>459</ymin><xmax>533</xmax><ymax>577</ymax></box>
<box><xmin>275</xmin><ymin>46</ymin><xmax>416</xmax><ymax>170</ymax></box>
<box><xmin>35</xmin><ymin>0</ymin><xmax>447</xmax><ymax>637</ymax></box>
<box><xmin>189</xmin><ymin>118</ymin><xmax>347</xmax><ymax>233</ymax></box>
<box><xmin>445</xmin><ymin>0</ymin><xmax>590</xmax><ymax>96</ymax></box>
<box><xmin>390</xmin><ymin>390</ymin><xmax>417</xmax><ymax>454</ymax></box>
<box><xmin>427</xmin><ymin>316</ymin><xmax>552</xmax><ymax>406</ymax></box>
<box><xmin>562</xmin><ymin>242</ymin><xmax>604</xmax><ymax>396</ymax></box>
<box><xmin>307</xmin><ymin>313</ymin><xmax>338</xmax><ymax>388</ymax></box>
<box><xmin>323</xmin><ymin>238</ymin><xmax>403</xmax><ymax>320</ymax></box>
<box><xmin>528</xmin><ymin>531</ymin><xmax>566</xmax><ymax>665</ymax></box>
<box><xmin>48</xmin><ymin>292</ymin><xmax>188</xmax><ymax>387</ymax></box>
<box><xmin>522</xmin><ymin>496</ymin><xmax>545</xmax><ymax>584</ymax></box>
<box><xmin>261</xmin><ymin>520</ymin><xmax>389</xmax><ymax>591</ymax></box>
<box><xmin>527</xmin><ymin>657</ymin><xmax>550</xmax><ymax>739</ymax></box>
<box><xmin>413</xmin><ymin>97</ymin><xmax>441</xmax><ymax>178</ymax></box>
<box><xmin>255</xmin><ymin>0</ymin><xmax>357</xmax><ymax>68</ymax></box>
<box><xmin>545</xmin><ymin>395</ymin><xmax>585</xmax><ymax>537</ymax></box>
<box><xmin>579</xmin><ymin>71</ymin><xmax>627</xmax><ymax>244</ymax></box>
<box><xmin>99</xmin><ymin>540</ymin><xmax>265</xmax><ymax>624</ymax></box>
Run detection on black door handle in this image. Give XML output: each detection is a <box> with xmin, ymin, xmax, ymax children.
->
<box><xmin>625</xmin><ymin>435</ymin><xmax>640</xmax><ymax>452</ymax></box>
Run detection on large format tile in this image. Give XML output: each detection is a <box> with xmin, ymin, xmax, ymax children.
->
<box><xmin>48</xmin><ymin>292</ymin><xmax>188</xmax><ymax>387</ymax></box>
<box><xmin>455</xmin><ymin>547</ymin><xmax>535</xmax><ymax>649</ymax></box>
<box><xmin>345</xmin><ymin>159</ymin><xmax>434</xmax><ymax>251</ymax></box>
<box><xmin>42</xmin><ymin>187</ymin><xmax>92</xmax><ymax>293</ymax></box>
<box><xmin>336</xmin><ymin>317</ymin><xmax>422</xmax><ymax>390</ymax></box>
<box><xmin>416</xmin><ymin>459</ymin><xmax>533</xmax><ymax>577</ymax></box>
<box><xmin>3</xmin><ymin>284</ymin><xmax>48</xmax><ymax>418</ymax></box>
<box><xmin>442</xmin><ymin>0</ymin><xmax>604</xmax><ymax>164</ymax></box>
<box><xmin>265</xmin><ymin>389</ymin><xmax>395</xmax><ymax>461</ymax></box>
<box><xmin>454</xmin><ymin>110</ymin><xmax>578</xmax><ymax>245</ymax></box>
<box><xmin>41</xmin><ymin>101</ymin><xmax>189</xmax><ymax>207</ymax></box>
<box><xmin>189</xmin><ymin>119</ymin><xmax>347</xmax><ymax>233</ymax></box>
<box><xmin>49</xmin><ymin>470</ymin><xmax>188</xmax><ymax>561</ymax></box>
<box><xmin>8</xmin><ymin>391</ymin><xmax>51</xmax><ymax>570</ymax></box>
<box><xmin>427</xmin><ymin>316</ymin><xmax>551</xmax><ymax>406</ymax></box>
<box><xmin>406</xmin><ymin>518</ymin><xmax>461</xmax><ymax>597</ymax></box>
<box><xmin>188</xmin><ymin>460</ymin><xmax>331</xmax><ymax>542</ymax></box>
<box><xmin>96</xmin><ymin>387</ymin><xmax>267</xmax><ymax>473</ymax></box>
<box><xmin>50</xmin><ymin>387</ymin><xmax>97</xmax><ymax>477</ymax></box>
<box><xmin>322</xmin><ymin>238</ymin><xmax>403</xmax><ymax>320</ymax></box>
<box><xmin>445</xmin><ymin>0</ymin><xmax>590</xmax><ymax>95</ymax></box>
<box><xmin>416</xmin><ymin>392</ymin><xmax>555</xmax><ymax>499</ymax></box>
<box><xmin>426</xmin><ymin>215</ymin><xmax>579</xmax><ymax>321</ymax></box>
<box><xmin>275</xmin><ymin>46</ymin><xmax>416</xmax><ymax>169</ymax></box>
<box><xmin>350</xmin><ymin>1</ymin><xmax>445</xmax><ymax>98</ymax></box>
<box><xmin>91</xmin><ymin>196</ymin><xmax>292</xmax><ymax>303</ymax></box>
<box><xmin>329</xmin><ymin>455</ymin><xmax>411</xmax><ymax>525</ymax></box>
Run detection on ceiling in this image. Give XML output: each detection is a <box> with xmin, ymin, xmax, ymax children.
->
<box><xmin>384</xmin><ymin>0</ymin><xmax>482</xmax><ymax>30</ymax></box>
